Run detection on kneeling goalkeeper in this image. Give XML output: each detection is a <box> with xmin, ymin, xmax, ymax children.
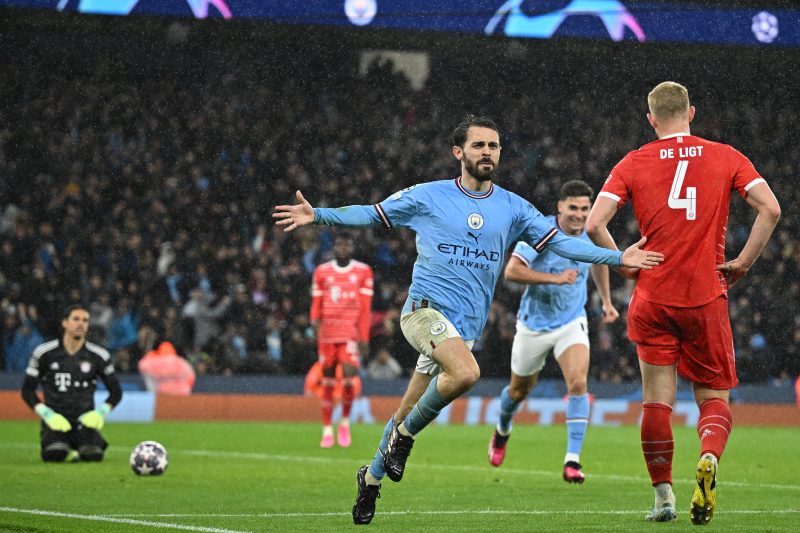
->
<box><xmin>21</xmin><ymin>305</ymin><xmax>122</xmax><ymax>462</ymax></box>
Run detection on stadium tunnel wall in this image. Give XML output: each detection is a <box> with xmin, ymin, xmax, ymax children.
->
<box><xmin>1</xmin><ymin>374</ymin><xmax>798</xmax><ymax>426</ymax></box>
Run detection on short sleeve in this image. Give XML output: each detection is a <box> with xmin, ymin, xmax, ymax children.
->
<box><xmin>729</xmin><ymin>147</ymin><xmax>764</xmax><ymax>199</ymax></box>
<box><xmin>511</xmin><ymin>241</ymin><xmax>538</xmax><ymax>267</ymax></box>
<box><xmin>375</xmin><ymin>185</ymin><xmax>421</xmax><ymax>229</ymax></box>
<box><xmin>598</xmin><ymin>156</ymin><xmax>633</xmax><ymax>207</ymax></box>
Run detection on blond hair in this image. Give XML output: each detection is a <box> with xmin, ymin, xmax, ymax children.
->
<box><xmin>647</xmin><ymin>81</ymin><xmax>690</xmax><ymax>120</ymax></box>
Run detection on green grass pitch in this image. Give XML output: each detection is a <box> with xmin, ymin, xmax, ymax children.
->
<box><xmin>0</xmin><ymin>420</ymin><xmax>798</xmax><ymax>532</ymax></box>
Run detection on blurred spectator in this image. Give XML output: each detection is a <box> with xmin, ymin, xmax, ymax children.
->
<box><xmin>2</xmin><ymin>309</ymin><xmax>44</xmax><ymax>372</ymax></box>
<box><xmin>106</xmin><ymin>299</ymin><xmax>139</xmax><ymax>352</ymax></box>
<box><xmin>138</xmin><ymin>341</ymin><xmax>196</xmax><ymax>396</ymax></box>
<box><xmin>366</xmin><ymin>347</ymin><xmax>403</xmax><ymax>381</ymax></box>
<box><xmin>0</xmin><ymin>26</ymin><xmax>796</xmax><ymax>383</ymax></box>
<box><xmin>181</xmin><ymin>289</ymin><xmax>231</xmax><ymax>352</ymax></box>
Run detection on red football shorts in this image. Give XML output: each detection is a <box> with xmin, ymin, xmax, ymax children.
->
<box><xmin>318</xmin><ymin>341</ymin><xmax>361</xmax><ymax>370</ymax></box>
<box><xmin>628</xmin><ymin>294</ymin><xmax>737</xmax><ymax>390</ymax></box>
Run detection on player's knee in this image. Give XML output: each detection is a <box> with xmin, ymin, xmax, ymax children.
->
<box><xmin>41</xmin><ymin>448</ymin><xmax>69</xmax><ymax>462</ymax></box>
<box><xmin>567</xmin><ymin>377</ymin><xmax>588</xmax><ymax>395</ymax></box>
<box><xmin>508</xmin><ymin>385</ymin><xmax>529</xmax><ymax>403</ymax></box>
<box><xmin>453</xmin><ymin>364</ymin><xmax>480</xmax><ymax>391</ymax></box>
<box><xmin>78</xmin><ymin>445</ymin><xmax>105</xmax><ymax>462</ymax></box>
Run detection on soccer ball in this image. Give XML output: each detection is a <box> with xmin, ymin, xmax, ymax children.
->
<box><xmin>130</xmin><ymin>441</ymin><xmax>169</xmax><ymax>476</ymax></box>
<box><xmin>751</xmin><ymin>11</ymin><xmax>778</xmax><ymax>44</ymax></box>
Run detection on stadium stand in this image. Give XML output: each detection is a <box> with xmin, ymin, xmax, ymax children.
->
<box><xmin>0</xmin><ymin>13</ymin><xmax>797</xmax><ymax>385</ymax></box>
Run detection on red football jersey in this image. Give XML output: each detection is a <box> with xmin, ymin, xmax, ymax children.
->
<box><xmin>310</xmin><ymin>260</ymin><xmax>374</xmax><ymax>343</ymax></box>
<box><xmin>600</xmin><ymin>134</ymin><xmax>764</xmax><ymax>307</ymax></box>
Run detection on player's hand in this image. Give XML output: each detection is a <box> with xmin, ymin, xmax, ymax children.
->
<box><xmin>555</xmin><ymin>269</ymin><xmax>579</xmax><ymax>285</ymax></box>
<box><xmin>716</xmin><ymin>257</ymin><xmax>750</xmax><ymax>287</ymax></box>
<box><xmin>601</xmin><ymin>302</ymin><xmax>619</xmax><ymax>324</ymax></box>
<box><xmin>620</xmin><ymin>237</ymin><xmax>664</xmax><ymax>269</ymax></box>
<box><xmin>78</xmin><ymin>403</ymin><xmax>111</xmax><ymax>430</ymax></box>
<box><xmin>272</xmin><ymin>191</ymin><xmax>314</xmax><ymax>232</ymax></box>
<box><xmin>34</xmin><ymin>404</ymin><xmax>72</xmax><ymax>432</ymax></box>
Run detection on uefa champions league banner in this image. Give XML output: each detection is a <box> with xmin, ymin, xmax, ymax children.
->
<box><xmin>1</xmin><ymin>0</ymin><xmax>799</xmax><ymax>48</ymax></box>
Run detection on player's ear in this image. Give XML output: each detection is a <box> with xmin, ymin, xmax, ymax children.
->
<box><xmin>452</xmin><ymin>145</ymin><xmax>463</xmax><ymax>160</ymax></box>
<box><xmin>688</xmin><ymin>105</ymin><xmax>696</xmax><ymax>123</ymax></box>
<box><xmin>646</xmin><ymin>112</ymin><xmax>657</xmax><ymax>129</ymax></box>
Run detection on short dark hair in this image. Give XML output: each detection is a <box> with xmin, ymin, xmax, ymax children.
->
<box><xmin>452</xmin><ymin>115</ymin><xmax>500</xmax><ymax>148</ymax></box>
<box><xmin>63</xmin><ymin>304</ymin><xmax>89</xmax><ymax>320</ymax></box>
<box><xmin>335</xmin><ymin>231</ymin><xmax>353</xmax><ymax>242</ymax></box>
<box><xmin>559</xmin><ymin>180</ymin><xmax>594</xmax><ymax>201</ymax></box>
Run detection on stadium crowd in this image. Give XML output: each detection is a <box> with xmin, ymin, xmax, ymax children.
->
<box><xmin>0</xmin><ymin>34</ymin><xmax>797</xmax><ymax>384</ymax></box>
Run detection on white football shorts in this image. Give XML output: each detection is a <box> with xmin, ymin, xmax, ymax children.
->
<box><xmin>400</xmin><ymin>305</ymin><xmax>474</xmax><ymax>376</ymax></box>
<box><xmin>511</xmin><ymin>315</ymin><xmax>589</xmax><ymax>377</ymax></box>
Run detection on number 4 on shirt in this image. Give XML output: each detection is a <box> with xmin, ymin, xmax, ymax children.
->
<box><xmin>669</xmin><ymin>160</ymin><xmax>696</xmax><ymax>220</ymax></box>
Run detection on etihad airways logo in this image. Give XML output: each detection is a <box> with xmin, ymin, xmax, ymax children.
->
<box><xmin>438</xmin><ymin>243</ymin><xmax>501</xmax><ymax>271</ymax></box>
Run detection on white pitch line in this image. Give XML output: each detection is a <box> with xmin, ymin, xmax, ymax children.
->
<box><xmin>0</xmin><ymin>506</ymin><xmax>252</xmax><ymax>533</ymax></box>
<box><xmin>3</xmin><ymin>441</ymin><xmax>800</xmax><ymax>492</ymax></box>
<box><xmin>176</xmin><ymin>448</ymin><xmax>800</xmax><ymax>492</ymax></box>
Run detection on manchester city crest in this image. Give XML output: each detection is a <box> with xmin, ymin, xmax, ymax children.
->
<box><xmin>467</xmin><ymin>213</ymin><xmax>484</xmax><ymax>230</ymax></box>
<box><xmin>429</xmin><ymin>321</ymin><xmax>447</xmax><ymax>335</ymax></box>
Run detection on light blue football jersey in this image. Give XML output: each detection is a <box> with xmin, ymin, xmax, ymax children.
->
<box><xmin>512</xmin><ymin>216</ymin><xmax>593</xmax><ymax>331</ymax></box>
<box><xmin>313</xmin><ymin>178</ymin><xmax>621</xmax><ymax>340</ymax></box>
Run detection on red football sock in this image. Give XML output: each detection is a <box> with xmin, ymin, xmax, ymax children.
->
<box><xmin>341</xmin><ymin>377</ymin><xmax>357</xmax><ymax>419</ymax></box>
<box><xmin>697</xmin><ymin>398</ymin><xmax>732</xmax><ymax>460</ymax></box>
<box><xmin>320</xmin><ymin>377</ymin><xmax>336</xmax><ymax>426</ymax></box>
<box><xmin>641</xmin><ymin>402</ymin><xmax>674</xmax><ymax>486</ymax></box>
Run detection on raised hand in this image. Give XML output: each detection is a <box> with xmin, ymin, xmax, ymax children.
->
<box><xmin>620</xmin><ymin>237</ymin><xmax>664</xmax><ymax>269</ymax></box>
<box><xmin>272</xmin><ymin>191</ymin><xmax>314</xmax><ymax>232</ymax></box>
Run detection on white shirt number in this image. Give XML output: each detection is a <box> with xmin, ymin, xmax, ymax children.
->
<box><xmin>668</xmin><ymin>160</ymin><xmax>696</xmax><ymax>220</ymax></box>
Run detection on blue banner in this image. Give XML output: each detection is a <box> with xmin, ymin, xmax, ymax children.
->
<box><xmin>2</xmin><ymin>1</ymin><xmax>798</xmax><ymax>48</ymax></box>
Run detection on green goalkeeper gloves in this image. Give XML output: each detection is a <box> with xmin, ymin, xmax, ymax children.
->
<box><xmin>34</xmin><ymin>404</ymin><xmax>72</xmax><ymax>432</ymax></box>
<box><xmin>78</xmin><ymin>403</ymin><xmax>112</xmax><ymax>430</ymax></box>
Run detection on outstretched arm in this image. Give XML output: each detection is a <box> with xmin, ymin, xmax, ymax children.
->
<box><xmin>586</xmin><ymin>196</ymin><xmax>654</xmax><ymax>277</ymax></box>
<box><xmin>716</xmin><ymin>182</ymin><xmax>781</xmax><ymax>286</ymax></box>
<box><xmin>273</xmin><ymin>190</ymin><xmax>381</xmax><ymax>232</ymax></box>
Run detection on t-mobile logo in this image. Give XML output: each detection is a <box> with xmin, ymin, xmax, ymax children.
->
<box><xmin>54</xmin><ymin>373</ymin><xmax>71</xmax><ymax>392</ymax></box>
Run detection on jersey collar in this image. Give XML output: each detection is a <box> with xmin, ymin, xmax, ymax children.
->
<box><xmin>660</xmin><ymin>132</ymin><xmax>691</xmax><ymax>140</ymax></box>
<box><xmin>331</xmin><ymin>260</ymin><xmax>354</xmax><ymax>273</ymax></box>
<box><xmin>454</xmin><ymin>177</ymin><xmax>494</xmax><ymax>199</ymax></box>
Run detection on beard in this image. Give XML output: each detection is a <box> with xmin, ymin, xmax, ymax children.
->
<box><xmin>464</xmin><ymin>157</ymin><xmax>497</xmax><ymax>182</ymax></box>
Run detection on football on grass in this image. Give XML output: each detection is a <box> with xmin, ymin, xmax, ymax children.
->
<box><xmin>130</xmin><ymin>441</ymin><xmax>169</xmax><ymax>476</ymax></box>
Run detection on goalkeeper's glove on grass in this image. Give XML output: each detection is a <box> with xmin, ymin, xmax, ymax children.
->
<box><xmin>34</xmin><ymin>404</ymin><xmax>72</xmax><ymax>432</ymax></box>
<box><xmin>78</xmin><ymin>403</ymin><xmax>112</xmax><ymax>430</ymax></box>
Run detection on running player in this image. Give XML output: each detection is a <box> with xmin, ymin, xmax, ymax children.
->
<box><xmin>488</xmin><ymin>180</ymin><xmax>619</xmax><ymax>483</ymax></box>
<box><xmin>274</xmin><ymin>115</ymin><xmax>664</xmax><ymax>525</ymax></box>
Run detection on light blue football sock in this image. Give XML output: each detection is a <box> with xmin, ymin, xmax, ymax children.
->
<box><xmin>565</xmin><ymin>394</ymin><xmax>590</xmax><ymax>461</ymax></box>
<box><xmin>402</xmin><ymin>376</ymin><xmax>450</xmax><ymax>435</ymax></box>
<box><xmin>368</xmin><ymin>417</ymin><xmax>395</xmax><ymax>481</ymax></box>
<box><xmin>497</xmin><ymin>385</ymin><xmax>522</xmax><ymax>434</ymax></box>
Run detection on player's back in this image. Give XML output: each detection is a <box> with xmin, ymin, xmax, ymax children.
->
<box><xmin>602</xmin><ymin>134</ymin><xmax>763</xmax><ymax>307</ymax></box>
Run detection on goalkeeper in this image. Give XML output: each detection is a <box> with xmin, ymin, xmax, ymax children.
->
<box><xmin>21</xmin><ymin>305</ymin><xmax>122</xmax><ymax>462</ymax></box>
